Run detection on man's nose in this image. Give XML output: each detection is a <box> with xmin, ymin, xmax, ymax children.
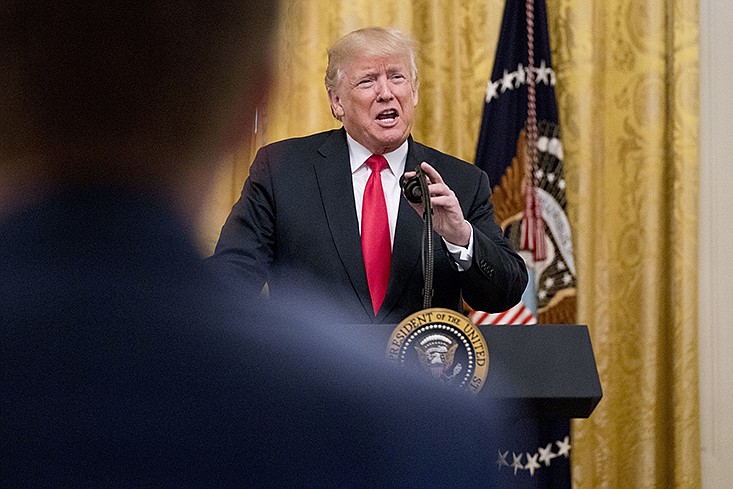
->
<box><xmin>375</xmin><ymin>79</ymin><xmax>394</xmax><ymax>101</ymax></box>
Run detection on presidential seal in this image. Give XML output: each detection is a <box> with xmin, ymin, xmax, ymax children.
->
<box><xmin>386</xmin><ymin>308</ymin><xmax>489</xmax><ymax>393</ymax></box>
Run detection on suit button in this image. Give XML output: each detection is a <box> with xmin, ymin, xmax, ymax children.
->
<box><xmin>488</xmin><ymin>268</ymin><xmax>495</xmax><ymax>278</ymax></box>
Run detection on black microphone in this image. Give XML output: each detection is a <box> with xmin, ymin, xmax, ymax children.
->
<box><xmin>400</xmin><ymin>167</ymin><xmax>424</xmax><ymax>204</ymax></box>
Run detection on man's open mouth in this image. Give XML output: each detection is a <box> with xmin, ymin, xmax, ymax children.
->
<box><xmin>376</xmin><ymin>109</ymin><xmax>399</xmax><ymax>123</ymax></box>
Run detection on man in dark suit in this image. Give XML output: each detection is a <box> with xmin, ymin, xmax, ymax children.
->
<box><xmin>0</xmin><ymin>3</ymin><xmax>504</xmax><ymax>487</ymax></box>
<box><xmin>209</xmin><ymin>27</ymin><xmax>528</xmax><ymax>324</ymax></box>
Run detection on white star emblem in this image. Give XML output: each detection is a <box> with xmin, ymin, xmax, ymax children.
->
<box><xmin>525</xmin><ymin>452</ymin><xmax>541</xmax><ymax>476</ymax></box>
<box><xmin>558</xmin><ymin>179</ymin><xmax>566</xmax><ymax>189</ymax></box>
<box><xmin>538</xmin><ymin>289</ymin><xmax>547</xmax><ymax>300</ymax></box>
<box><xmin>547</xmin><ymin>172</ymin><xmax>556</xmax><ymax>183</ymax></box>
<box><xmin>538</xmin><ymin>443</ymin><xmax>558</xmax><ymax>466</ymax></box>
<box><xmin>485</xmin><ymin>80</ymin><xmax>500</xmax><ymax>102</ymax></box>
<box><xmin>511</xmin><ymin>452</ymin><xmax>524</xmax><ymax>475</ymax></box>
<box><xmin>514</xmin><ymin>63</ymin><xmax>526</xmax><ymax>87</ymax></box>
<box><xmin>544</xmin><ymin>277</ymin><xmax>555</xmax><ymax>288</ymax></box>
<box><xmin>496</xmin><ymin>450</ymin><xmax>510</xmax><ymax>470</ymax></box>
<box><xmin>535</xmin><ymin>60</ymin><xmax>551</xmax><ymax>85</ymax></box>
<box><xmin>556</xmin><ymin>436</ymin><xmax>572</xmax><ymax>458</ymax></box>
<box><xmin>534</xmin><ymin>169</ymin><xmax>544</xmax><ymax>180</ymax></box>
<box><xmin>563</xmin><ymin>273</ymin><xmax>572</xmax><ymax>285</ymax></box>
<box><xmin>557</xmin><ymin>261</ymin><xmax>566</xmax><ymax>270</ymax></box>
<box><xmin>500</xmin><ymin>70</ymin><xmax>515</xmax><ymax>93</ymax></box>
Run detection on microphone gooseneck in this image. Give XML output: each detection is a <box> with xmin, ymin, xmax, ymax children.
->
<box><xmin>416</xmin><ymin>167</ymin><xmax>433</xmax><ymax>309</ymax></box>
<box><xmin>400</xmin><ymin>165</ymin><xmax>434</xmax><ymax>309</ymax></box>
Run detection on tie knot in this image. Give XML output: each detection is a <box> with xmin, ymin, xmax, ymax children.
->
<box><xmin>366</xmin><ymin>154</ymin><xmax>388</xmax><ymax>173</ymax></box>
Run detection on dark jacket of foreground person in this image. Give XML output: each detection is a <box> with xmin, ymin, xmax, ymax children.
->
<box><xmin>0</xmin><ymin>188</ymin><xmax>502</xmax><ymax>488</ymax></box>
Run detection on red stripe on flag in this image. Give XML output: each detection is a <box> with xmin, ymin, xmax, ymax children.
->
<box><xmin>506</xmin><ymin>308</ymin><xmax>526</xmax><ymax>324</ymax></box>
<box><xmin>473</xmin><ymin>311</ymin><xmax>489</xmax><ymax>324</ymax></box>
<box><xmin>493</xmin><ymin>309</ymin><xmax>510</xmax><ymax>323</ymax></box>
<box><xmin>471</xmin><ymin>302</ymin><xmax>538</xmax><ymax>325</ymax></box>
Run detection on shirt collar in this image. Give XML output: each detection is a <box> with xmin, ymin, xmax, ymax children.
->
<box><xmin>346</xmin><ymin>133</ymin><xmax>408</xmax><ymax>176</ymax></box>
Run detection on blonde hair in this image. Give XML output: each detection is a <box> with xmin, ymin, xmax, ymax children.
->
<box><xmin>325</xmin><ymin>27</ymin><xmax>419</xmax><ymax>92</ymax></box>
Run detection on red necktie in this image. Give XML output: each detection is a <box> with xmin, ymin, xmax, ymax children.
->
<box><xmin>361</xmin><ymin>154</ymin><xmax>391</xmax><ymax>315</ymax></box>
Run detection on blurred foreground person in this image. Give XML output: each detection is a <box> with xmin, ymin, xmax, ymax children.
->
<box><xmin>0</xmin><ymin>2</ymin><xmax>500</xmax><ymax>487</ymax></box>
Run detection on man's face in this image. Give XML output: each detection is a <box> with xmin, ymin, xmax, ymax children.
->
<box><xmin>328</xmin><ymin>54</ymin><xmax>418</xmax><ymax>155</ymax></box>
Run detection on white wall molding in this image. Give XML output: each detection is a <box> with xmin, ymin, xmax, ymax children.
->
<box><xmin>699</xmin><ymin>0</ymin><xmax>733</xmax><ymax>486</ymax></box>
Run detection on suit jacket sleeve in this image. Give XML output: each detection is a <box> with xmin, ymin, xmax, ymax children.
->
<box><xmin>448</xmin><ymin>168</ymin><xmax>528</xmax><ymax>312</ymax></box>
<box><xmin>206</xmin><ymin>146</ymin><xmax>275</xmax><ymax>297</ymax></box>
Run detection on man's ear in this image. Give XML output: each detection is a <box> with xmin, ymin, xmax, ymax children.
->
<box><xmin>327</xmin><ymin>89</ymin><xmax>344</xmax><ymax>120</ymax></box>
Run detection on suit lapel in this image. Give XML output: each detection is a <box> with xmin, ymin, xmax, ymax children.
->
<box><xmin>376</xmin><ymin>138</ymin><xmax>425</xmax><ymax>322</ymax></box>
<box><xmin>313</xmin><ymin>129</ymin><xmax>374</xmax><ymax>319</ymax></box>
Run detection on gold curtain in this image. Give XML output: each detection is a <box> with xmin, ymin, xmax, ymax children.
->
<box><xmin>559</xmin><ymin>0</ymin><xmax>701</xmax><ymax>487</ymax></box>
<box><xmin>197</xmin><ymin>0</ymin><xmax>701</xmax><ymax>487</ymax></box>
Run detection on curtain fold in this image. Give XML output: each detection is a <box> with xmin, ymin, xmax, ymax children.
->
<box><xmin>197</xmin><ymin>1</ymin><xmax>700</xmax><ymax>487</ymax></box>
<box><xmin>559</xmin><ymin>0</ymin><xmax>700</xmax><ymax>487</ymax></box>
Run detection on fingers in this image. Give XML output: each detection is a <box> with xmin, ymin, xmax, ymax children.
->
<box><xmin>426</xmin><ymin>194</ymin><xmax>456</xmax><ymax>208</ymax></box>
<box><xmin>417</xmin><ymin>161</ymin><xmax>443</xmax><ymax>185</ymax></box>
<box><xmin>403</xmin><ymin>162</ymin><xmax>456</xmax><ymax>206</ymax></box>
<box><xmin>402</xmin><ymin>162</ymin><xmax>468</xmax><ymax>245</ymax></box>
<box><xmin>404</xmin><ymin>162</ymin><xmax>441</xmax><ymax>184</ymax></box>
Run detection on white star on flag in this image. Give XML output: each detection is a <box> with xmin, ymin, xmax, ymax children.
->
<box><xmin>514</xmin><ymin>63</ymin><xmax>526</xmax><ymax>86</ymax></box>
<box><xmin>511</xmin><ymin>453</ymin><xmax>524</xmax><ymax>475</ymax></box>
<box><xmin>525</xmin><ymin>452</ymin><xmax>541</xmax><ymax>476</ymax></box>
<box><xmin>485</xmin><ymin>80</ymin><xmax>500</xmax><ymax>102</ymax></box>
<box><xmin>500</xmin><ymin>70</ymin><xmax>515</xmax><ymax>92</ymax></box>
<box><xmin>556</xmin><ymin>436</ymin><xmax>572</xmax><ymax>458</ymax></box>
<box><xmin>535</xmin><ymin>59</ymin><xmax>552</xmax><ymax>85</ymax></box>
<box><xmin>538</xmin><ymin>443</ymin><xmax>558</xmax><ymax>466</ymax></box>
<box><xmin>496</xmin><ymin>450</ymin><xmax>510</xmax><ymax>469</ymax></box>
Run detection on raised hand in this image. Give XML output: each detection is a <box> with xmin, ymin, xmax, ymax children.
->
<box><xmin>403</xmin><ymin>162</ymin><xmax>471</xmax><ymax>247</ymax></box>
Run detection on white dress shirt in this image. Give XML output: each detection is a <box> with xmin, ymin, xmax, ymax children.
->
<box><xmin>346</xmin><ymin>134</ymin><xmax>474</xmax><ymax>270</ymax></box>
